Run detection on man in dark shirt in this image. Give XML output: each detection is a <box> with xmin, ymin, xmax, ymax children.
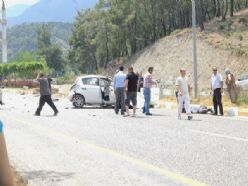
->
<box><xmin>35</xmin><ymin>72</ymin><xmax>58</xmax><ymax>116</ymax></box>
<box><xmin>124</xmin><ymin>67</ymin><xmax>139</xmax><ymax>117</ymax></box>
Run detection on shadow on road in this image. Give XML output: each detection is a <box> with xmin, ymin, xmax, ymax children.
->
<box><xmin>150</xmin><ymin>113</ymin><xmax>169</xmax><ymax>117</ymax></box>
<box><xmin>22</xmin><ymin>170</ymin><xmax>74</xmax><ymax>183</ymax></box>
<box><xmin>70</xmin><ymin>106</ymin><xmax>113</xmax><ymax>110</ymax></box>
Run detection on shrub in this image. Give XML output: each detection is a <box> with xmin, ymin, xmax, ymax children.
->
<box><xmin>218</xmin><ymin>24</ymin><xmax>225</xmax><ymax>30</ymax></box>
<box><xmin>171</xmin><ymin>29</ymin><xmax>182</xmax><ymax>35</ymax></box>
<box><xmin>55</xmin><ymin>74</ymin><xmax>75</xmax><ymax>85</ymax></box>
<box><xmin>236</xmin><ymin>91</ymin><xmax>248</xmax><ymax>106</ymax></box>
<box><xmin>0</xmin><ymin>61</ymin><xmax>45</xmax><ymax>79</ymax></box>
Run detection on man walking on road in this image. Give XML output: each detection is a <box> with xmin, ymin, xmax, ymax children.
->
<box><xmin>143</xmin><ymin>67</ymin><xmax>156</xmax><ymax>116</ymax></box>
<box><xmin>124</xmin><ymin>67</ymin><xmax>139</xmax><ymax>117</ymax></box>
<box><xmin>113</xmin><ymin>66</ymin><xmax>126</xmax><ymax>115</ymax></box>
<box><xmin>176</xmin><ymin>68</ymin><xmax>193</xmax><ymax>120</ymax></box>
<box><xmin>211</xmin><ymin>67</ymin><xmax>224</xmax><ymax>116</ymax></box>
<box><xmin>35</xmin><ymin>72</ymin><xmax>58</xmax><ymax>116</ymax></box>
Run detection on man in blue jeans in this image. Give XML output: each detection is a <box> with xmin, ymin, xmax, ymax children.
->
<box><xmin>143</xmin><ymin>67</ymin><xmax>156</xmax><ymax>115</ymax></box>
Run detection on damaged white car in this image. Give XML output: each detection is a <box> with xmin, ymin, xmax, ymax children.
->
<box><xmin>236</xmin><ymin>74</ymin><xmax>248</xmax><ymax>91</ymax></box>
<box><xmin>68</xmin><ymin>75</ymin><xmax>115</xmax><ymax>108</ymax></box>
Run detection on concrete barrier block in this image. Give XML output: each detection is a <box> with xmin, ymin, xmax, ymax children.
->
<box><xmin>227</xmin><ymin>107</ymin><xmax>239</xmax><ymax>117</ymax></box>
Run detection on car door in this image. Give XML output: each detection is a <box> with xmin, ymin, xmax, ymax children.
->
<box><xmin>80</xmin><ymin>77</ymin><xmax>101</xmax><ymax>104</ymax></box>
<box><xmin>100</xmin><ymin>78</ymin><xmax>115</xmax><ymax>104</ymax></box>
<box><xmin>108</xmin><ymin>79</ymin><xmax>116</xmax><ymax>104</ymax></box>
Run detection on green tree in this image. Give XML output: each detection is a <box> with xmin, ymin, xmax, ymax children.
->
<box><xmin>12</xmin><ymin>51</ymin><xmax>37</xmax><ymax>62</ymax></box>
<box><xmin>68</xmin><ymin>0</ymin><xmax>248</xmax><ymax>73</ymax></box>
<box><xmin>37</xmin><ymin>24</ymin><xmax>65</xmax><ymax>73</ymax></box>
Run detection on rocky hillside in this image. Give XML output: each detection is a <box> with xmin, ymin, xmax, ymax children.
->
<box><xmin>123</xmin><ymin>9</ymin><xmax>248</xmax><ymax>93</ymax></box>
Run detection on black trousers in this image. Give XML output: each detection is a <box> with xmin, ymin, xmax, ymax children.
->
<box><xmin>115</xmin><ymin>87</ymin><xmax>125</xmax><ymax>114</ymax></box>
<box><xmin>35</xmin><ymin>95</ymin><xmax>58</xmax><ymax>115</ymax></box>
<box><xmin>213</xmin><ymin>88</ymin><xmax>223</xmax><ymax>115</ymax></box>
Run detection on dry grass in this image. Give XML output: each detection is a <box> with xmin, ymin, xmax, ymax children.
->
<box><xmin>12</xmin><ymin>167</ymin><xmax>27</xmax><ymax>186</ymax></box>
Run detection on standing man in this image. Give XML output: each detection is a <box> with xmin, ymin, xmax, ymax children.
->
<box><xmin>113</xmin><ymin>66</ymin><xmax>126</xmax><ymax>115</ymax></box>
<box><xmin>211</xmin><ymin>67</ymin><xmax>224</xmax><ymax>116</ymax></box>
<box><xmin>125</xmin><ymin>67</ymin><xmax>139</xmax><ymax>117</ymax></box>
<box><xmin>176</xmin><ymin>68</ymin><xmax>193</xmax><ymax>120</ymax></box>
<box><xmin>35</xmin><ymin>72</ymin><xmax>59</xmax><ymax>116</ymax></box>
<box><xmin>225</xmin><ymin>68</ymin><xmax>237</xmax><ymax>103</ymax></box>
<box><xmin>143</xmin><ymin>67</ymin><xmax>156</xmax><ymax>115</ymax></box>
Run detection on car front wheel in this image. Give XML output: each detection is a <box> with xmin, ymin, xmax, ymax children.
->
<box><xmin>72</xmin><ymin>94</ymin><xmax>85</xmax><ymax>108</ymax></box>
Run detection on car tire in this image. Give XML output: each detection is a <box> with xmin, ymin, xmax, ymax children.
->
<box><xmin>72</xmin><ymin>94</ymin><xmax>85</xmax><ymax>108</ymax></box>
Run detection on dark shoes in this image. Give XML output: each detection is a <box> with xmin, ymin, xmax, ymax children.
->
<box><xmin>146</xmin><ymin>113</ymin><xmax>152</xmax><ymax>116</ymax></box>
<box><xmin>212</xmin><ymin>113</ymin><xmax>224</xmax><ymax>116</ymax></box>
<box><xmin>188</xmin><ymin>115</ymin><xmax>193</xmax><ymax>120</ymax></box>
<box><xmin>34</xmin><ymin>112</ymin><xmax>58</xmax><ymax>116</ymax></box>
<box><xmin>54</xmin><ymin>111</ymin><xmax>59</xmax><ymax>116</ymax></box>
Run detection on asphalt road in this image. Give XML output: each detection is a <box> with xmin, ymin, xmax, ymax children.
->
<box><xmin>1</xmin><ymin>92</ymin><xmax>248</xmax><ymax>186</ymax></box>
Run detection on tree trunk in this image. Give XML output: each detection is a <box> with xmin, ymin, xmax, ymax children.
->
<box><xmin>104</xmin><ymin>19</ymin><xmax>109</xmax><ymax>68</ymax></box>
<box><xmin>216</xmin><ymin>0</ymin><xmax>221</xmax><ymax>17</ymax></box>
<box><xmin>196</xmin><ymin>0</ymin><xmax>205</xmax><ymax>30</ymax></box>
<box><xmin>221</xmin><ymin>0</ymin><xmax>228</xmax><ymax>21</ymax></box>
<box><xmin>230</xmin><ymin>0</ymin><xmax>234</xmax><ymax>16</ymax></box>
<box><xmin>150</xmin><ymin>0</ymin><xmax>156</xmax><ymax>42</ymax></box>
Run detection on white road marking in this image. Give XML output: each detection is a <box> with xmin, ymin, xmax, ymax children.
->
<box><xmin>189</xmin><ymin>129</ymin><xmax>248</xmax><ymax>143</ymax></box>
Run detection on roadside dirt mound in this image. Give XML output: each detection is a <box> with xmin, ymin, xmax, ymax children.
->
<box><xmin>12</xmin><ymin>167</ymin><xmax>27</xmax><ymax>186</ymax></box>
<box><xmin>123</xmin><ymin>9</ymin><xmax>248</xmax><ymax>94</ymax></box>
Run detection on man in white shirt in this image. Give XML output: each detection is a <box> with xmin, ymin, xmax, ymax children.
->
<box><xmin>176</xmin><ymin>68</ymin><xmax>193</xmax><ymax>120</ymax></box>
<box><xmin>211</xmin><ymin>67</ymin><xmax>224</xmax><ymax>116</ymax></box>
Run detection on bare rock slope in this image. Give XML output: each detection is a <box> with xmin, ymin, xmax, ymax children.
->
<box><xmin>126</xmin><ymin>9</ymin><xmax>248</xmax><ymax>92</ymax></box>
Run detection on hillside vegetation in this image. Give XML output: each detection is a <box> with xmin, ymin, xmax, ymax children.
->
<box><xmin>69</xmin><ymin>0</ymin><xmax>248</xmax><ymax>74</ymax></box>
<box><xmin>0</xmin><ymin>22</ymin><xmax>73</xmax><ymax>61</ymax></box>
<box><xmin>125</xmin><ymin>9</ymin><xmax>248</xmax><ymax>93</ymax></box>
